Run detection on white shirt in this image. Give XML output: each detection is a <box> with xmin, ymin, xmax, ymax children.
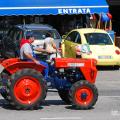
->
<box><xmin>44</xmin><ymin>37</ymin><xmax>56</xmax><ymax>53</ymax></box>
<box><xmin>20</xmin><ymin>43</ymin><xmax>33</xmax><ymax>59</ymax></box>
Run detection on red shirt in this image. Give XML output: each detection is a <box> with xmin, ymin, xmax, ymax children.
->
<box><xmin>20</xmin><ymin>38</ymin><xmax>30</xmax><ymax>48</ymax></box>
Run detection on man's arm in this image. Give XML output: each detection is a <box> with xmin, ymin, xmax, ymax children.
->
<box><xmin>34</xmin><ymin>47</ymin><xmax>50</xmax><ymax>53</ymax></box>
<box><xmin>51</xmin><ymin>38</ymin><xmax>57</xmax><ymax>50</ymax></box>
<box><xmin>35</xmin><ymin>47</ymin><xmax>46</xmax><ymax>52</ymax></box>
<box><xmin>23</xmin><ymin>52</ymin><xmax>39</xmax><ymax>64</ymax></box>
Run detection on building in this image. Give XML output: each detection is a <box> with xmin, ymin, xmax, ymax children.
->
<box><xmin>0</xmin><ymin>0</ymin><xmax>109</xmax><ymax>35</ymax></box>
<box><xmin>106</xmin><ymin>0</ymin><xmax>120</xmax><ymax>47</ymax></box>
<box><xmin>107</xmin><ymin>0</ymin><xmax>120</xmax><ymax>35</ymax></box>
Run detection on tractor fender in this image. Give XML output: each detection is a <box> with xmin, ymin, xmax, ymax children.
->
<box><xmin>80</xmin><ymin>67</ymin><xmax>97</xmax><ymax>84</ymax></box>
<box><xmin>0</xmin><ymin>58</ymin><xmax>46</xmax><ymax>75</ymax></box>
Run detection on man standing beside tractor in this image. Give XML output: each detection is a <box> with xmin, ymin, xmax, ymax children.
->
<box><xmin>44</xmin><ymin>32</ymin><xmax>61</xmax><ymax>60</ymax></box>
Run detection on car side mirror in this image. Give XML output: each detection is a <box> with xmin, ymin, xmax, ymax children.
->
<box><xmin>62</xmin><ymin>35</ymin><xmax>66</xmax><ymax>39</ymax></box>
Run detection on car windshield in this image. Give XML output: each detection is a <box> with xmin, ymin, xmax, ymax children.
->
<box><xmin>26</xmin><ymin>30</ymin><xmax>61</xmax><ymax>40</ymax></box>
<box><xmin>84</xmin><ymin>33</ymin><xmax>113</xmax><ymax>45</ymax></box>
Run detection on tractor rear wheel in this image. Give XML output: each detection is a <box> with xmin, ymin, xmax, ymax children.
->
<box><xmin>6</xmin><ymin>68</ymin><xmax>47</xmax><ymax>110</ymax></box>
<box><xmin>69</xmin><ymin>80</ymin><xmax>98</xmax><ymax>109</ymax></box>
<box><xmin>1</xmin><ymin>91</ymin><xmax>8</xmax><ymax>101</ymax></box>
<box><xmin>0</xmin><ymin>72</ymin><xmax>10</xmax><ymax>101</ymax></box>
<box><xmin>58</xmin><ymin>90</ymin><xmax>71</xmax><ymax>104</ymax></box>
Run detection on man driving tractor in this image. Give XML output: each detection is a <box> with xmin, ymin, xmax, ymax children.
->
<box><xmin>20</xmin><ymin>32</ymin><xmax>49</xmax><ymax>79</ymax></box>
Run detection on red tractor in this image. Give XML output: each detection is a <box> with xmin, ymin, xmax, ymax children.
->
<box><xmin>0</xmin><ymin>58</ymin><xmax>98</xmax><ymax>110</ymax></box>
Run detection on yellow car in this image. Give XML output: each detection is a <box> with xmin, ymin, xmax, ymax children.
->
<box><xmin>61</xmin><ymin>28</ymin><xmax>120</xmax><ymax>67</ymax></box>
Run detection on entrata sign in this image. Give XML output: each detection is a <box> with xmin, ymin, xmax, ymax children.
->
<box><xmin>0</xmin><ymin>0</ymin><xmax>109</xmax><ymax>15</ymax></box>
<box><xmin>0</xmin><ymin>6</ymin><xmax>108</xmax><ymax>15</ymax></box>
<box><xmin>58</xmin><ymin>8</ymin><xmax>91</xmax><ymax>14</ymax></box>
<box><xmin>57</xmin><ymin>6</ymin><xmax>109</xmax><ymax>14</ymax></box>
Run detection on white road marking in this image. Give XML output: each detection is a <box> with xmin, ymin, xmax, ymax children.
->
<box><xmin>111</xmin><ymin>110</ymin><xmax>120</xmax><ymax>116</ymax></box>
<box><xmin>40</xmin><ymin>117</ymin><xmax>82</xmax><ymax>120</ymax></box>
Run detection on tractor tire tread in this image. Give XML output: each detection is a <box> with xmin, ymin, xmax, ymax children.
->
<box><xmin>69</xmin><ymin>80</ymin><xmax>98</xmax><ymax>110</ymax></box>
<box><xmin>6</xmin><ymin>68</ymin><xmax>47</xmax><ymax>110</ymax></box>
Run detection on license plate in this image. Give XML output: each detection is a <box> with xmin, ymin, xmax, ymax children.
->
<box><xmin>67</xmin><ymin>63</ymin><xmax>85</xmax><ymax>67</ymax></box>
<box><xmin>98</xmin><ymin>56</ymin><xmax>112</xmax><ymax>59</ymax></box>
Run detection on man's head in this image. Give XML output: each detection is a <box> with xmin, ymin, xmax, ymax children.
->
<box><xmin>26</xmin><ymin>32</ymin><xmax>34</xmax><ymax>43</ymax></box>
<box><xmin>46</xmin><ymin>32</ymin><xmax>52</xmax><ymax>38</ymax></box>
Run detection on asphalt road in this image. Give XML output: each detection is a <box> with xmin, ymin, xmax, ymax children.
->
<box><xmin>0</xmin><ymin>69</ymin><xmax>120</xmax><ymax>120</ymax></box>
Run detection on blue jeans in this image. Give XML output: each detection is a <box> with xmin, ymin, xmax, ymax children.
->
<box><xmin>26</xmin><ymin>59</ymin><xmax>49</xmax><ymax>79</ymax></box>
<box><xmin>39</xmin><ymin>60</ymin><xmax>49</xmax><ymax>79</ymax></box>
<box><xmin>34</xmin><ymin>53</ymin><xmax>49</xmax><ymax>79</ymax></box>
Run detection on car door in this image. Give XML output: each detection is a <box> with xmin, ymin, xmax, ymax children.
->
<box><xmin>64</xmin><ymin>31</ymin><xmax>81</xmax><ymax>58</ymax></box>
<box><xmin>64</xmin><ymin>31</ymin><xmax>77</xmax><ymax>57</ymax></box>
<box><xmin>70</xmin><ymin>32</ymin><xmax>82</xmax><ymax>58</ymax></box>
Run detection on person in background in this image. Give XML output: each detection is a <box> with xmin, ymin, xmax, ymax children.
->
<box><xmin>75</xmin><ymin>44</ymin><xmax>91</xmax><ymax>58</ymax></box>
<box><xmin>44</xmin><ymin>32</ymin><xmax>61</xmax><ymax>60</ymax></box>
<box><xmin>20</xmin><ymin>32</ymin><xmax>49</xmax><ymax>79</ymax></box>
<box><xmin>44</xmin><ymin>32</ymin><xmax>57</xmax><ymax>53</ymax></box>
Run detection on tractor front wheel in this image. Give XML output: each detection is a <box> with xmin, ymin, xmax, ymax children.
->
<box><xmin>7</xmin><ymin>68</ymin><xmax>47</xmax><ymax>110</ymax></box>
<box><xmin>69</xmin><ymin>80</ymin><xmax>98</xmax><ymax>109</ymax></box>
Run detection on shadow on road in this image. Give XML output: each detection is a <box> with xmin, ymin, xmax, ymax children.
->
<box><xmin>0</xmin><ymin>98</ymin><xmax>43</xmax><ymax>110</ymax></box>
<box><xmin>65</xmin><ymin>106</ymin><xmax>94</xmax><ymax>110</ymax></box>
<box><xmin>43</xmin><ymin>100</ymin><xmax>66</xmax><ymax>106</ymax></box>
<box><xmin>43</xmin><ymin>100</ymin><xmax>95</xmax><ymax>110</ymax></box>
<box><xmin>0</xmin><ymin>98</ymin><xmax>67</xmax><ymax>110</ymax></box>
<box><xmin>97</xmin><ymin>66</ymin><xmax>119</xmax><ymax>71</ymax></box>
<box><xmin>0</xmin><ymin>98</ymin><xmax>95</xmax><ymax>110</ymax></box>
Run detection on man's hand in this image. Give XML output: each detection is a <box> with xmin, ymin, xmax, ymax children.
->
<box><xmin>33</xmin><ymin>59</ymin><xmax>40</xmax><ymax>64</ymax></box>
<box><xmin>34</xmin><ymin>47</ymin><xmax>43</xmax><ymax>52</ymax></box>
<box><xmin>57</xmin><ymin>48</ymin><xmax>61</xmax><ymax>53</ymax></box>
<box><xmin>45</xmin><ymin>49</ymin><xmax>52</xmax><ymax>54</ymax></box>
